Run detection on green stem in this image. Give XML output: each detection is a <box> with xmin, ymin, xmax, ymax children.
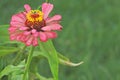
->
<box><xmin>36</xmin><ymin>73</ymin><xmax>47</xmax><ymax>80</ymax></box>
<box><xmin>23</xmin><ymin>46</ymin><xmax>35</xmax><ymax>80</ymax></box>
<box><xmin>36</xmin><ymin>73</ymin><xmax>53</xmax><ymax>80</ymax></box>
<box><xmin>12</xmin><ymin>45</ymin><xmax>27</xmax><ymax>65</ymax></box>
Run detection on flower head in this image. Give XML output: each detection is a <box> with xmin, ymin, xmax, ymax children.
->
<box><xmin>9</xmin><ymin>3</ymin><xmax>62</xmax><ymax>46</ymax></box>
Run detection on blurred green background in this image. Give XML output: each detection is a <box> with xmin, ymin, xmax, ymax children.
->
<box><xmin>0</xmin><ymin>0</ymin><xmax>120</xmax><ymax>80</ymax></box>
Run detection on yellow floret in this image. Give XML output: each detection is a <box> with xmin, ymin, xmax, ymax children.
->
<box><xmin>26</xmin><ymin>10</ymin><xmax>43</xmax><ymax>22</ymax></box>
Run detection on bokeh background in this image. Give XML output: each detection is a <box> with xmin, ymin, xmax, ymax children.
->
<box><xmin>0</xmin><ymin>0</ymin><xmax>120</xmax><ymax>80</ymax></box>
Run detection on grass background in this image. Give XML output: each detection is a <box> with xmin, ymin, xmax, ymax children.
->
<box><xmin>0</xmin><ymin>0</ymin><xmax>120</xmax><ymax>80</ymax></box>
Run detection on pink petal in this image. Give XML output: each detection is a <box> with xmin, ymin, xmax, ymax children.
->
<box><xmin>45</xmin><ymin>32</ymin><xmax>57</xmax><ymax>39</ymax></box>
<box><xmin>10</xmin><ymin>34</ymin><xmax>17</xmax><ymax>40</ymax></box>
<box><xmin>31</xmin><ymin>29</ymin><xmax>37</xmax><ymax>34</ymax></box>
<box><xmin>39</xmin><ymin>32</ymin><xmax>47</xmax><ymax>42</ymax></box>
<box><xmin>46</xmin><ymin>15</ymin><xmax>62</xmax><ymax>23</ymax></box>
<box><xmin>24</xmin><ymin>4</ymin><xmax>31</xmax><ymax>12</ymax></box>
<box><xmin>33</xmin><ymin>32</ymin><xmax>39</xmax><ymax>37</ymax></box>
<box><xmin>42</xmin><ymin>24</ymin><xmax>62</xmax><ymax>31</ymax></box>
<box><xmin>10</xmin><ymin>36</ymin><xmax>16</xmax><ymax>40</ymax></box>
<box><xmin>8</xmin><ymin>27</ymin><xmax>17</xmax><ymax>32</ymax></box>
<box><xmin>41</xmin><ymin>26</ymin><xmax>51</xmax><ymax>31</ymax></box>
<box><xmin>10</xmin><ymin>21</ymin><xmax>25</xmax><ymax>28</ymax></box>
<box><xmin>16</xmin><ymin>12</ymin><xmax>26</xmax><ymax>20</ymax></box>
<box><xmin>32</xmin><ymin>38</ymin><xmax>38</xmax><ymax>46</ymax></box>
<box><xmin>50</xmin><ymin>24</ymin><xmax>62</xmax><ymax>30</ymax></box>
<box><xmin>24</xmin><ymin>31</ymin><xmax>31</xmax><ymax>35</ymax></box>
<box><xmin>11</xmin><ymin>13</ymin><xmax>26</xmax><ymax>23</ymax></box>
<box><xmin>19</xmin><ymin>27</ymin><xmax>28</xmax><ymax>30</ymax></box>
<box><xmin>10</xmin><ymin>13</ymin><xmax>26</xmax><ymax>28</ymax></box>
<box><xmin>42</xmin><ymin>3</ymin><xmax>53</xmax><ymax>19</ymax></box>
<box><xmin>16</xmin><ymin>34</ymin><xmax>22</xmax><ymax>41</ymax></box>
<box><xmin>21</xmin><ymin>35</ymin><xmax>27</xmax><ymax>42</ymax></box>
<box><xmin>26</xmin><ymin>37</ymin><xmax>33</xmax><ymax>46</ymax></box>
<box><xmin>24</xmin><ymin>36</ymin><xmax>30</xmax><ymax>42</ymax></box>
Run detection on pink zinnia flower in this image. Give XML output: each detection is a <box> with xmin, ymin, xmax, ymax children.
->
<box><xmin>9</xmin><ymin>3</ymin><xmax>62</xmax><ymax>46</ymax></box>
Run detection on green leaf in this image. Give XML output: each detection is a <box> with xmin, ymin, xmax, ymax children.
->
<box><xmin>34</xmin><ymin>49</ymin><xmax>83</xmax><ymax>67</ymax></box>
<box><xmin>9</xmin><ymin>74</ymin><xmax>23</xmax><ymax>80</ymax></box>
<box><xmin>0</xmin><ymin>65</ymin><xmax>18</xmax><ymax>78</ymax></box>
<box><xmin>59</xmin><ymin>58</ymin><xmax>84</xmax><ymax>67</ymax></box>
<box><xmin>57</xmin><ymin>52</ymin><xmax>69</xmax><ymax>61</ymax></box>
<box><xmin>9</xmin><ymin>60</ymin><xmax>25</xmax><ymax>80</ymax></box>
<box><xmin>39</xmin><ymin>40</ymin><xmax>58</xmax><ymax>80</ymax></box>
<box><xmin>0</xmin><ymin>60</ymin><xmax>25</xmax><ymax>79</ymax></box>
<box><xmin>58</xmin><ymin>52</ymin><xmax>84</xmax><ymax>67</ymax></box>
<box><xmin>0</xmin><ymin>46</ymin><xmax>19</xmax><ymax>57</ymax></box>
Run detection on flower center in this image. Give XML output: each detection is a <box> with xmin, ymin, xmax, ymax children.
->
<box><xmin>25</xmin><ymin>10</ymin><xmax>46</xmax><ymax>31</ymax></box>
<box><xmin>26</xmin><ymin>10</ymin><xmax>43</xmax><ymax>22</ymax></box>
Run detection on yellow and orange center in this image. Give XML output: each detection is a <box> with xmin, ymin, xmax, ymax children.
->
<box><xmin>25</xmin><ymin>10</ymin><xmax>46</xmax><ymax>31</ymax></box>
